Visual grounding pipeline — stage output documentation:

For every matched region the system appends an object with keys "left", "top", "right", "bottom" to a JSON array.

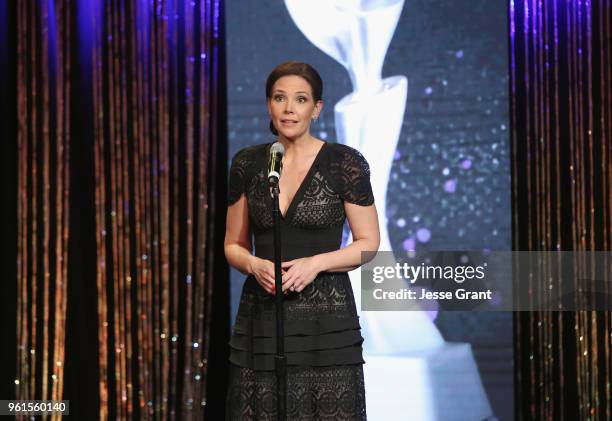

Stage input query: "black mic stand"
[{"left": 270, "top": 182, "right": 287, "bottom": 421}]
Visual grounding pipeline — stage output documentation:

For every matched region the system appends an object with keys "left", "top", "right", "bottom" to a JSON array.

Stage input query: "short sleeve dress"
[{"left": 225, "top": 141, "right": 374, "bottom": 421}]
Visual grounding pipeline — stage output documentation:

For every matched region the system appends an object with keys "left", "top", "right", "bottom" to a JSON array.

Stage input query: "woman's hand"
[
  {"left": 281, "top": 256, "right": 322, "bottom": 293},
  {"left": 249, "top": 256, "right": 286, "bottom": 295}
]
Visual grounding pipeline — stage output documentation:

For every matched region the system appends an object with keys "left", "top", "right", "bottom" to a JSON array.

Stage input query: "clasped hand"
[{"left": 250, "top": 256, "right": 320, "bottom": 295}]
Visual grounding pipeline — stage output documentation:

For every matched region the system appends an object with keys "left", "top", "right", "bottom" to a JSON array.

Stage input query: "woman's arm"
[
  {"left": 224, "top": 194, "right": 254, "bottom": 274},
  {"left": 281, "top": 202, "right": 380, "bottom": 292},
  {"left": 224, "top": 194, "right": 278, "bottom": 294},
  {"left": 315, "top": 202, "right": 380, "bottom": 272}
]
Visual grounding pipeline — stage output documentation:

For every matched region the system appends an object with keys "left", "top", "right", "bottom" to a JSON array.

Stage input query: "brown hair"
[{"left": 265, "top": 61, "right": 323, "bottom": 136}]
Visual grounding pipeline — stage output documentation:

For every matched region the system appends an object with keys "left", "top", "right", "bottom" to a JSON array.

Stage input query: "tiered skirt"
[
  {"left": 226, "top": 272, "right": 367, "bottom": 420},
  {"left": 229, "top": 272, "right": 365, "bottom": 370}
]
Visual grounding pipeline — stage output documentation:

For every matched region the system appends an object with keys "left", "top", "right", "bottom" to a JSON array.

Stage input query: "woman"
[{"left": 224, "top": 61, "right": 380, "bottom": 420}]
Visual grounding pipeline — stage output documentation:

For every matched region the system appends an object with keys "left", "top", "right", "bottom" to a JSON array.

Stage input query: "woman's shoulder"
[
  {"left": 325, "top": 142, "right": 370, "bottom": 169},
  {"left": 327, "top": 142, "right": 367, "bottom": 158},
  {"left": 228, "top": 143, "right": 271, "bottom": 203},
  {"left": 231, "top": 142, "right": 271, "bottom": 162},
  {"left": 323, "top": 142, "right": 374, "bottom": 204}
]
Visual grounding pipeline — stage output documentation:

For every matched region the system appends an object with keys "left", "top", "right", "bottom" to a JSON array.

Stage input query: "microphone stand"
[{"left": 270, "top": 182, "right": 287, "bottom": 421}]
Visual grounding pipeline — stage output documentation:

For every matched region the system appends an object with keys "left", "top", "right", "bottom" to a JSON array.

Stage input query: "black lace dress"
[{"left": 225, "top": 141, "right": 374, "bottom": 421}]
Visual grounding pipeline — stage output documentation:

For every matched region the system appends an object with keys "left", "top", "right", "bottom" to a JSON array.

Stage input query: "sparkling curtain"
[
  {"left": 511, "top": 0, "right": 611, "bottom": 419},
  {"left": 15, "top": 1, "right": 221, "bottom": 419},
  {"left": 16, "top": 1, "right": 71, "bottom": 418}
]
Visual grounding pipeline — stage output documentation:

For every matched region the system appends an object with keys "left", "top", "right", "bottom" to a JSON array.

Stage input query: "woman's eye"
[
  {"left": 297, "top": 97, "right": 307, "bottom": 103},
  {"left": 274, "top": 95, "right": 284, "bottom": 101}
]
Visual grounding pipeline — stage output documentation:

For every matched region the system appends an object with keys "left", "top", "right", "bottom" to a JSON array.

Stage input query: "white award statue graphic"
[{"left": 284, "top": 1, "right": 493, "bottom": 419}]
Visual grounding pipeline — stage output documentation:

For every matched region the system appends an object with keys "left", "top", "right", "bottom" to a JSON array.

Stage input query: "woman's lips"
[{"left": 281, "top": 119, "right": 298, "bottom": 125}]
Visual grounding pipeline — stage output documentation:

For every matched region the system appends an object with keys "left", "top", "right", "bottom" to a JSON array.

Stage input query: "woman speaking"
[{"left": 224, "top": 61, "right": 380, "bottom": 420}]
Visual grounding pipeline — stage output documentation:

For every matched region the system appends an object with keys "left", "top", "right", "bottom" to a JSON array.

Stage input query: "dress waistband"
[{"left": 253, "top": 224, "right": 342, "bottom": 261}]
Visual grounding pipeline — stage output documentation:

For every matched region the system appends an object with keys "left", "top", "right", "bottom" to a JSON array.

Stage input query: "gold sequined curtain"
[
  {"left": 15, "top": 2, "right": 71, "bottom": 419},
  {"left": 511, "top": 0, "right": 611, "bottom": 419},
  {"left": 15, "top": 0, "right": 221, "bottom": 419}
]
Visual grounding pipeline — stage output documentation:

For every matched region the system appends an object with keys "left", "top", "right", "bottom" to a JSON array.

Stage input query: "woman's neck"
[{"left": 278, "top": 133, "right": 322, "bottom": 160}]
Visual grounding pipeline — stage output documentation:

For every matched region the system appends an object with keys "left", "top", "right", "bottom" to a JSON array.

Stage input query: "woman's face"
[{"left": 267, "top": 75, "right": 322, "bottom": 140}]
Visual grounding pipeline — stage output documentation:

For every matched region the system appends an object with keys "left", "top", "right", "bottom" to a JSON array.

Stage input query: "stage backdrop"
[
  {"left": 226, "top": 0, "right": 513, "bottom": 420},
  {"left": 3, "top": 1, "right": 224, "bottom": 419}
]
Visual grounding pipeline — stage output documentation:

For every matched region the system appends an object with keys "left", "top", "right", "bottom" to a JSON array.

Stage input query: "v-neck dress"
[{"left": 226, "top": 141, "right": 374, "bottom": 421}]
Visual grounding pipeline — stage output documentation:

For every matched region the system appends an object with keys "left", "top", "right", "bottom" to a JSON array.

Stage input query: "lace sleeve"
[
  {"left": 228, "top": 148, "right": 249, "bottom": 205},
  {"left": 336, "top": 145, "right": 375, "bottom": 206}
]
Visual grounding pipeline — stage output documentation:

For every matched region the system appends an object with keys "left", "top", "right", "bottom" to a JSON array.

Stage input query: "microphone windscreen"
[{"left": 270, "top": 142, "right": 285, "bottom": 156}]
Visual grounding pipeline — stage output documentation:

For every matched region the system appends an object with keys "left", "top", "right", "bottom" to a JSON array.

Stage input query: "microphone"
[{"left": 267, "top": 142, "right": 285, "bottom": 186}]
